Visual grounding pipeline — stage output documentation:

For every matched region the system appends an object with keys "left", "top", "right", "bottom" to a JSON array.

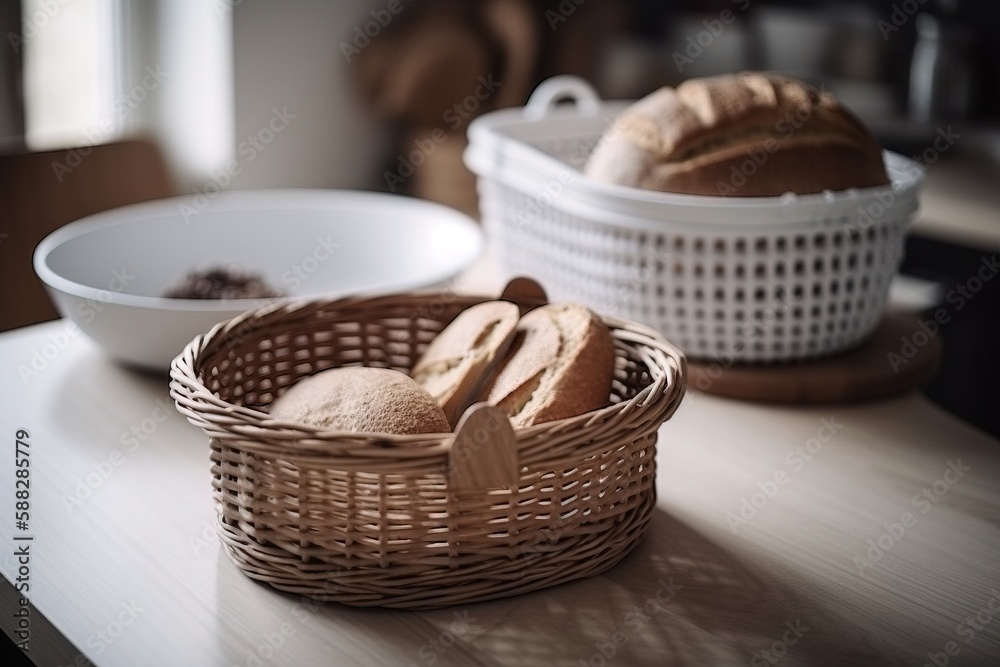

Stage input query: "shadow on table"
[
  {"left": 45, "top": 349, "right": 210, "bottom": 464},
  {"left": 48, "top": 350, "right": 900, "bottom": 665},
  {"left": 213, "top": 507, "right": 900, "bottom": 667},
  {"left": 442, "top": 507, "right": 899, "bottom": 667}
]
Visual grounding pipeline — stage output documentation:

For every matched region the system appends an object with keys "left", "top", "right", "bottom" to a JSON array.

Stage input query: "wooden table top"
[{"left": 1, "top": 312, "right": 999, "bottom": 666}]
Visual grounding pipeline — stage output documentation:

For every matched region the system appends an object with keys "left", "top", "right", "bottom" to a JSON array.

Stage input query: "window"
[
  {"left": 20, "top": 0, "right": 234, "bottom": 188},
  {"left": 22, "top": 0, "right": 120, "bottom": 150}
]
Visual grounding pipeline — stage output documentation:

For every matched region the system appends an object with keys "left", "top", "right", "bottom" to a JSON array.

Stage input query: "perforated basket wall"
[
  {"left": 169, "top": 288, "right": 686, "bottom": 609},
  {"left": 466, "top": 76, "right": 925, "bottom": 362}
]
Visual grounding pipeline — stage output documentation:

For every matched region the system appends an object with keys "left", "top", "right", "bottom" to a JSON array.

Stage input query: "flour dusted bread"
[
  {"left": 483, "top": 303, "right": 615, "bottom": 428},
  {"left": 585, "top": 71, "right": 889, "bottom": 196},
  {"left": 271, "top": 302, "right": 614, "bottom": 433},
  {"left": 411, "top": 301, "right": 520, "bottom": 426},
  {"left": 268, "top": 367, "right": 450, "bottom": 434}
]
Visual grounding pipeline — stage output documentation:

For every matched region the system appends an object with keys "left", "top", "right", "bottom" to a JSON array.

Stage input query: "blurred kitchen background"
[
  {"left": 3, "top": 0, "right": 1000, "bottom": 198},
  {"left": 1, "top": 0, "right": 998, "bottom": 434}
]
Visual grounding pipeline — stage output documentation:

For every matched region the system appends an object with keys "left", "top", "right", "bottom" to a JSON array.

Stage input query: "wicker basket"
[
  {"left": 169, "top": 279, "right": 686, "bottom": 609},
  {"left": 465, "top": 76, "right": 925, "bottom": 363}
]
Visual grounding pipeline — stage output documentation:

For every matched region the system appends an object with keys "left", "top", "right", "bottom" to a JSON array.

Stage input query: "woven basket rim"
[{"left": 169, "top": 290, "right": 687, "bottom": 458}]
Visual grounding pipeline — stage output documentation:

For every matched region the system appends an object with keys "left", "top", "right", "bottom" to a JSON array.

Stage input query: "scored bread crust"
[
  {"left": 584, "top": 71, "right": 889, "bottom": 196},
  {"left": 411, "top": 301, "right": 520, "bottom": 426},
  {"left": 267, "top": 367, "right": 450, "bottom": 434},
  {"left": 484, "top": 304, "right": 615, "bottom": 428}
]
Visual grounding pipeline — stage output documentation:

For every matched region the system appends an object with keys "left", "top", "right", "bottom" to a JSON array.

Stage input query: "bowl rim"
[{"left": 33, "top": 189, "right": 485, "bottom": 312}]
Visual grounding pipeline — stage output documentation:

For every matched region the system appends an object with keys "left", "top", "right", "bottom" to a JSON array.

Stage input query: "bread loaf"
[
  {"left": 411, "top": 301, "right": 520, "bottom": 426},
  {"left": 584, "top": 71, "right": 889, "bottom": 196},
  {"left": 483, "top": 303, "right": 615, "bottom": 428},
  {"left": 268, "top": 302, "right": 616, "bottom": 434},
  {"left": 268, "top": 367, "right": 450, "bottom": 434}
]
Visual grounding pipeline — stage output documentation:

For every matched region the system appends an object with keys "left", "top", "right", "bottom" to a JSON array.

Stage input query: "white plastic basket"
[{"left": 465, "top": 76, "right": 924, "bottom": 362}]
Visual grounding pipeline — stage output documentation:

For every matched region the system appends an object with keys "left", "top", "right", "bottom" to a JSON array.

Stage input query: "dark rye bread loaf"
[{"left": 584, "top": 71, "right": 889, "bottom": 196}]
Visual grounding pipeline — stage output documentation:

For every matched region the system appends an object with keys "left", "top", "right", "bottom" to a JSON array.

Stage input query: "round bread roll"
[
  {"left": 268, "top": 367, "right": 450, "bottom": 435},
  {"left": 584, "top": 71, "right": 889, "bottom": 196},
  {"left": 482, "top": 303, "right": 615, "bottom": 428}
]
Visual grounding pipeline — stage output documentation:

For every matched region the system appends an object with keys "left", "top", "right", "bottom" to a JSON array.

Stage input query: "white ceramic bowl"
[{"left": 33, "top": 189, "right": 484, "bottom": 369}]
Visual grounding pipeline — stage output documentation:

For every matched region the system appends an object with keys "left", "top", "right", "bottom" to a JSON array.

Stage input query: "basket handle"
[
  {"left": 500, "top": 276, "right": 549, "bottom": 312},
  {"left": 524, "top": 75, "right": 601, "bottom": 121},
  {"left": 447, "top": 404, "right": 519, "bottom": 491}
]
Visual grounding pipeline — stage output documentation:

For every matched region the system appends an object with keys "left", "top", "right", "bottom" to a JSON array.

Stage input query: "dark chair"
[{"left": 0, "top": 138, "right": 175, "bottom": 331}]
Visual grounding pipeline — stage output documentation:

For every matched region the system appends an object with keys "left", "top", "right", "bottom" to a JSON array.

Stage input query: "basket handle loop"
[
  {"left": 447, "top": 403, "right": 519, "bottom": 491},
  {"left": 524, "top": 75, "right": 601, "bottom": 120},
  {"left": 500, "top": 276, "right": 549, "bottom": 312}
]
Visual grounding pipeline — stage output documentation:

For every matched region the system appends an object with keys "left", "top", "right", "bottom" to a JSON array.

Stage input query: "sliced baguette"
[
  {"left": 483, "top": 303, "right": 615, "bottom": 427},
  {"left": 411, "top": 301, "right": 520, "bottom": 426}
]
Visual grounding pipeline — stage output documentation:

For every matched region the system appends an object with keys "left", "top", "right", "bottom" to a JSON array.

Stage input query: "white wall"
[
  {"left": 229, "top": 0, "right": 387, "bottom": 190},
  {"left": 153, "top": 0, "right": 234, "bottom": 191}
]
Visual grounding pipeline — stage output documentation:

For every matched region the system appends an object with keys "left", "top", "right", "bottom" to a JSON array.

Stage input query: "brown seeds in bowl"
[{"left": 163, "top": 267, "right": 284, "bottom": 300}]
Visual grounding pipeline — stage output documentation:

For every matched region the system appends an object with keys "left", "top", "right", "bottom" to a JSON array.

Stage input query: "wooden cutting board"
[{"left": 687, "top": 310, "right": 942, "bottom": 403}]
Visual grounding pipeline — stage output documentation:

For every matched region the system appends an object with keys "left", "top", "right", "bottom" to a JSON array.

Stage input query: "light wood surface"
[
  {"left": 687, "top": 310, "right": 943, "bottom": 404},
  {"left": 1, "top": 312, "right": 999, "bottom": 666}
]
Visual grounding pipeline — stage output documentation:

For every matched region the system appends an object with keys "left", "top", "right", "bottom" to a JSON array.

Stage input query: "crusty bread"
[
  {"left": 411, "top": 301, "right": 520, "bottom": 426},
  {"left": 584, "top": 71, "right": 889, "bottom": 196},
  {"left": 268, "top": 367, "right": 450, "bottom": 434},
  {"left": 483, "top": 303, "right": 615, "bottom": 428}
]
